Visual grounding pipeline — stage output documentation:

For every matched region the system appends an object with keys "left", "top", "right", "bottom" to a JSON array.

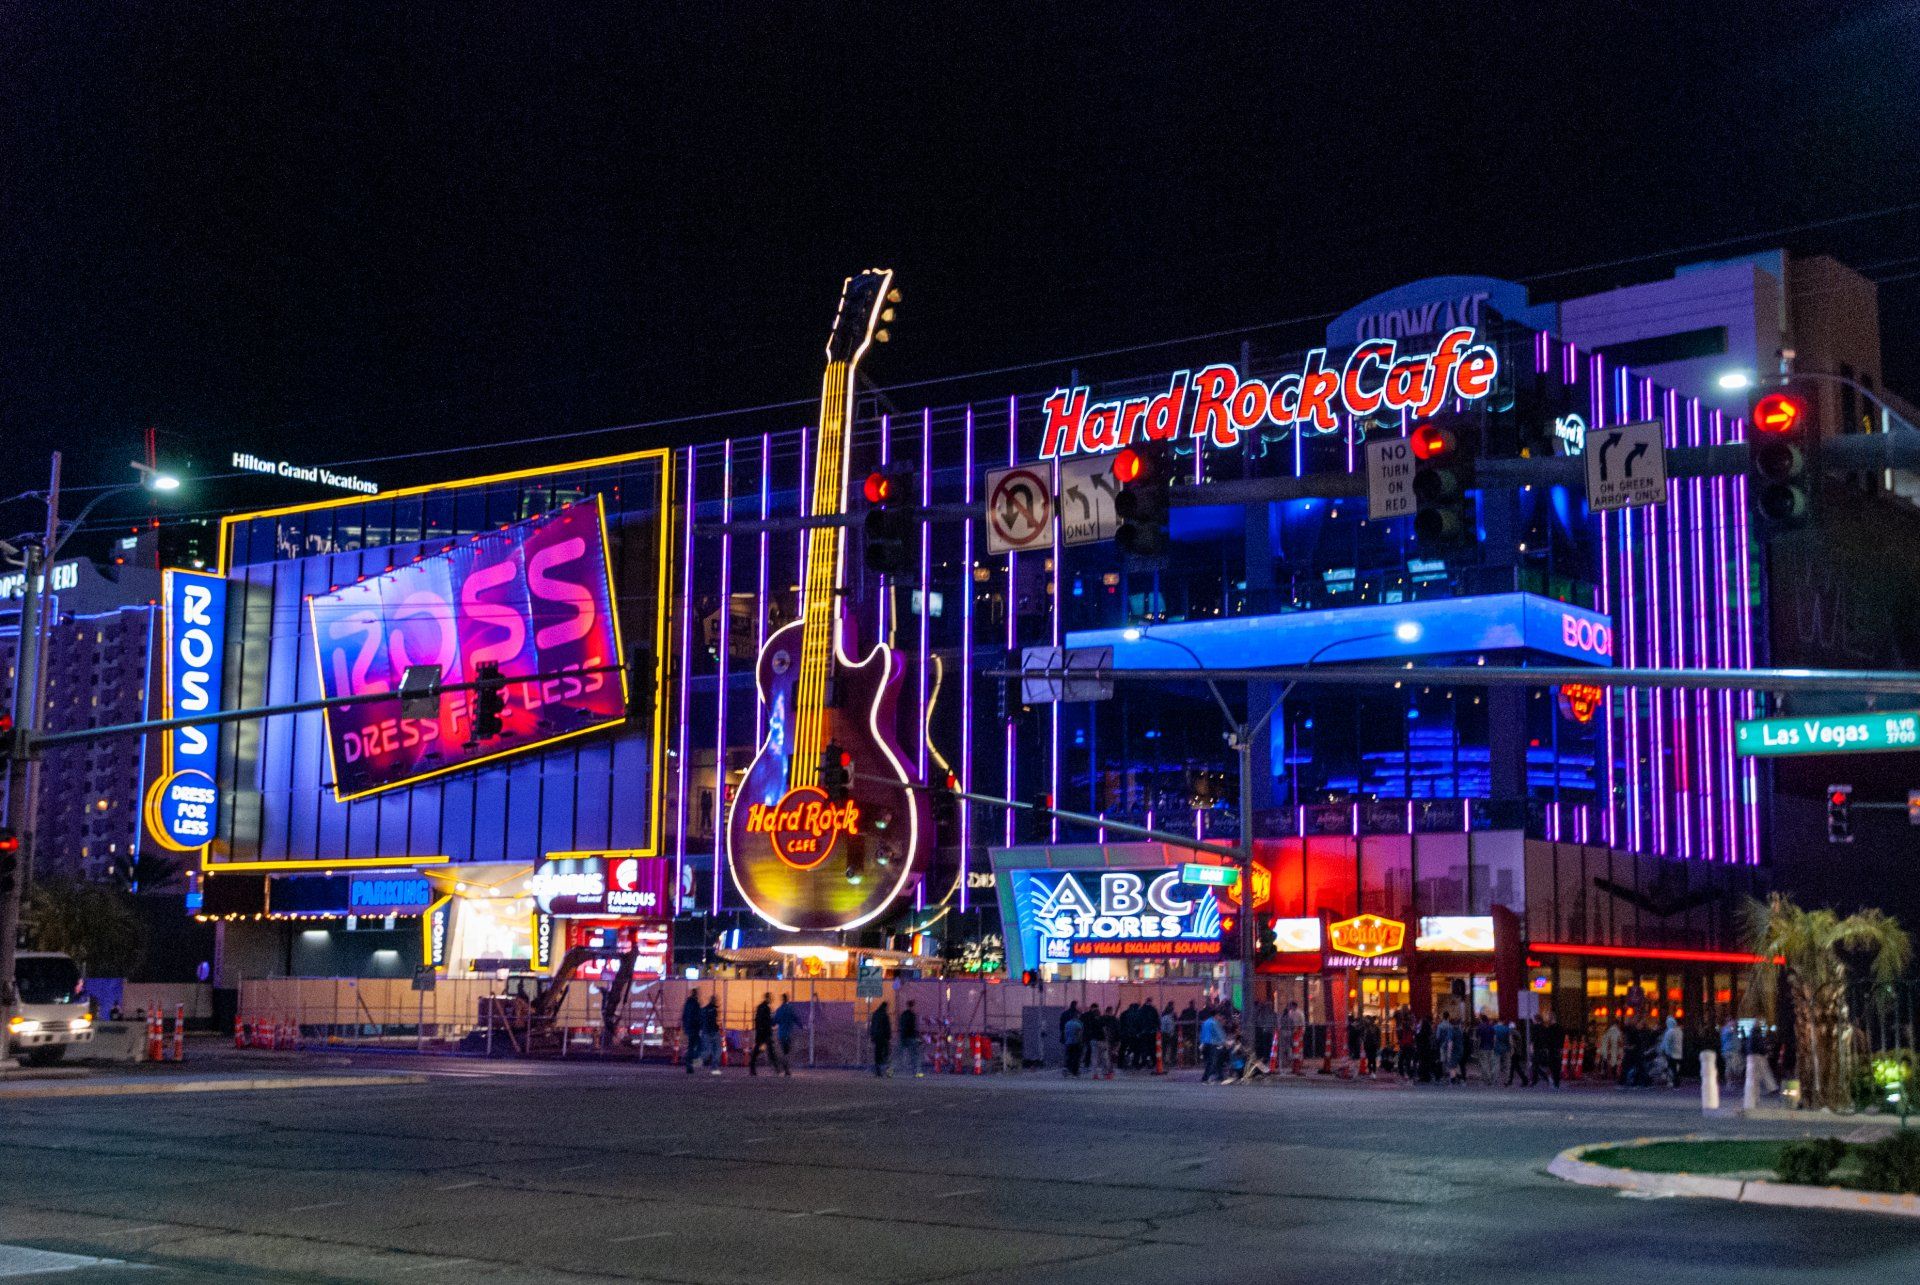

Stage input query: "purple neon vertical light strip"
[
  {"left": 1615, "top": 365, "right": 1643, "bottom": 852},
  {"left": 1690, "top": 397, "right": 1718, "bottom": 862},
  {"left": 1665, "top": 388, "right": 1691, "bottom": 861},
  {"left": 1590, "top": 353, "right": 1618, "bottom": 849},
  {"left": 877, "top": 413, "right": 891, "bottom": 641},
  {"left": 673, "top": 447, "right": 698, "bottom": 897},
  {"left": 711, "top": 437, "right": 734, "bottom": 912},
  {"left": 1730, "top": 407, "right": 1759, "bottom": 863},
  {"left": 755, "top": 433, "right": 771, "bottom": 723},
  {"left": 1637, "top": 378, "right": 1666, "bottom": 855},
  {"left": 917, "top": 409, "right": 932, "bottom": 781},
  {"left": 1048, "top": 446, "right": 1062, "bottom": 843},
  {"left": 1005, "top": 396, "right": 1018, "bottom": 847},
  {"left": 958, "top": 407, "right": 976, "bottom": 910}
]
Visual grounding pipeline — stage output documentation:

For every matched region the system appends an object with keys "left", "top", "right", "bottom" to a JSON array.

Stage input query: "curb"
[
  {"left": 0, "top": 1073, "right": 429, "bottom": 1100},
  {"left": 1548, "top": 1136, "right": 1920, "bottom": 1219}
]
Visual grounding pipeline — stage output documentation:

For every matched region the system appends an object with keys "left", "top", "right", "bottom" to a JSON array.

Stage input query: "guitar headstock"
[{"left": 825, "top": 268, "right": 901, "bottom": 365}]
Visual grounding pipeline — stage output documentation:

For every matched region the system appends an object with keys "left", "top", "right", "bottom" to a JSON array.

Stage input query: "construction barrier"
[
  {"left": 1562, "top": 1037, "right": 1586, "bottom": 1083},
  {"left": 145, "top": 1010, "right": 163, "bottom": 1061}
]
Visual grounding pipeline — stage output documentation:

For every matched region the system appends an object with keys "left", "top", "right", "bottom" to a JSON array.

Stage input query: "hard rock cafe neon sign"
[
  {"left": 740, "top": 787, "right": 863, "bottom": 871},
  {"left": 1039, "top": 326, "right": 1501, "bottom": 459},
  {"left": 1326, "top": 913, "right": 1407, "bottom": 959}
]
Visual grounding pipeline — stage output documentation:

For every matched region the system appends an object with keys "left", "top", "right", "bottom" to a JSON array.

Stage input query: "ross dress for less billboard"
[{"left": 309, "top": 498, "right": 627, "bottom": 800}]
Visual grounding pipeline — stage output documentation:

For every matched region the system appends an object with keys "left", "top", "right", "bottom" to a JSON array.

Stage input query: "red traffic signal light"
[
  {"left": 0, "top": 830, "right": 19, "bottom": 856},
  {"left": 1753, "top": 392, "right": 1808, "bottom": 435},
  {"left": 1409, "top": 424, "right": 1457, "bottom": 460},
  {"left": 862, "top": 472, "right": 893, "bottom": 505},
  {"left": 1829, "top": 789, "right": 1851, "bottom": 808},
  {"left": 1112, "top": 447, "right": 1149, "bottom": 485}
]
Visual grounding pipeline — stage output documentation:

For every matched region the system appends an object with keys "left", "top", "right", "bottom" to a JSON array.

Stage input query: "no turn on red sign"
[{"left": 985, "top": 465, "right": 1055, "bottom": 554}]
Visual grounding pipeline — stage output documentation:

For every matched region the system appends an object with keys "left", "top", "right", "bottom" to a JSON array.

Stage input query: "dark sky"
[{"left": 6, "top": 2, "right": 1919, "bottom": 536}]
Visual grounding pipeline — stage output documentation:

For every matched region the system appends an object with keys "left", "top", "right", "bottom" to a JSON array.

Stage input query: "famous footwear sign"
[{"left": 1038, "top": 327, "right": 1500, "bottom": 460}]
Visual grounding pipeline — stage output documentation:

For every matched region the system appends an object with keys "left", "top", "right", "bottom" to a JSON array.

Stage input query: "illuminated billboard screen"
[
  {"left": 310, "top": 498, "right": 627, "bottom": 800},
  {"left": 1007, "top": 867, "right": 1224, "bottom": 966}
]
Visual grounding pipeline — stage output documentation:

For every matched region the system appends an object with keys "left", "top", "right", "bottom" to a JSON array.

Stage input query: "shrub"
[
  {"left": 1859, "top": 1130, "right": 1920, "bottom": 1194},
  {"left": 1776, "top": 1137, "right": 1848, "bottom": 1185}
]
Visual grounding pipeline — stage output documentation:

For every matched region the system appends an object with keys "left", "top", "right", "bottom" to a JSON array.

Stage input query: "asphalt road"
[{"left": 1, "top": 1054, "right": 1915, "bottom": 1283}]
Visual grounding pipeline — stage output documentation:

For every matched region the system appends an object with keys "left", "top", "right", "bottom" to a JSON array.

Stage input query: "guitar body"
[{"left": 727, "top": 613, "right": 929, "bottom": 931}]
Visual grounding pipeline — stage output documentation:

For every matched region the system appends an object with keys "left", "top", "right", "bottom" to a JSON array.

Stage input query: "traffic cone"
[
  {"left": 1269, "top": 1026, "right": 1281, "bottom": 1071},
  {"left": 145, "top": 1010, "right": 160, "bottom": 1061},
  {"left": 973, "top": 1034, "right": 985, "bottom": 1075},
  {"left": 235, "top": 1019, "right": 248, "bottom": 1049},
  {"left": 1154, "top": 1031, "right": 1165, "bottom": 1076},
  {"left": 172, "top": 1003, "right": 186, "bottom": 1063},
  {"left": 1291, "top": 1027, "right": 1305, "bottom": 1076}
]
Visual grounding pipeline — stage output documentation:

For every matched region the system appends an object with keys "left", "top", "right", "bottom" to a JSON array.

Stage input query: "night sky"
[{"left": 6, "top": 3, "right": 1919, "bottom": 538}]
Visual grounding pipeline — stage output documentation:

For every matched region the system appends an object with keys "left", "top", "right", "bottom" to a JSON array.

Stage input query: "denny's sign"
[
  {"left": 1324, "top": 913, "right": 1407, "bottom": 969},
  {"left": 1039, "top": 327, "right": 1500, "bottom": 460}
]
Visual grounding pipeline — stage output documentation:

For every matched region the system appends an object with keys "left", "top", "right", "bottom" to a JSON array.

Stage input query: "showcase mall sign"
[{"left": 1039, "top": 327, "right": 1500, "bottom": 459}]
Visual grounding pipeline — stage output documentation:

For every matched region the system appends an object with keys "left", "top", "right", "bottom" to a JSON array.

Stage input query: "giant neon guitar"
[{"left": 725, "top": 268, "right": 930, "bottom": 932}]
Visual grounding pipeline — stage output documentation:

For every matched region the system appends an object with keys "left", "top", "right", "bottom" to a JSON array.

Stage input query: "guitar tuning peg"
[
  {"left": 886, "top": 288, "right": 902, "bottom": 304},
  {"left": 874, "top": 329, "right": 891, "bottom": 343}
]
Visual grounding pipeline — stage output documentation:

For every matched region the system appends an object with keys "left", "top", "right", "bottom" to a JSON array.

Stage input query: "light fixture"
[
  {"left": 1393, "top": 621, "right": 1422, "bottom": 643},
  {"left": 130, "top": 461, "right": 181, "bottom": 492},
  {"left": 1715, "top": 371, "right": 1753, "bottom": 391},
  {"left": 1121, "top": 626, "right": 1144, "bottom": 642}
]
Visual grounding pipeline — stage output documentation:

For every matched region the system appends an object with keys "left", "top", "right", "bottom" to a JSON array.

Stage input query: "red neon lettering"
[
  {"left": 1230, "top": 378, "right": 1269, "bottom": 433},
  {"left": 1295, "top": 353, "right": 1341, "bottom": 432},
  {"left": 1382, "top": 358, "right": 1430, "bottom": 412},
  {"left": 1455, "top": 348, "right": 1498, "bottom": 399},
  {"left": 1080, "top": 402, "right": 1120, "bottom": 451},
  {"left": 1190, "top": 365, "right": 1240, "bottom": 449},
  {"left": 1040, "top": 388, "right": 1088, "bottom": 458},
  {"left": 1416, "top": 328, "right": 1471, "bottom": 418},
  {"left": 1340, "top": 340, "right": 1395, "bottom": 416},
  {"left": 1143, "top": 373, "right": 1187, "bottom": 441},
  {"left": 1116, "top": 400, "right": 1148, "bottom": 447},
  {"left": 1268, "top": 374, "right": 1301, "bottom": 426}
]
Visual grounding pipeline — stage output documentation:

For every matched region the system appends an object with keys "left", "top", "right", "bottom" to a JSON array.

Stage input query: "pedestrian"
[
  {"left": 1413, "top": 1016, "right": 1434, "bottom": 1082},
  {"left": 1435, "top": 1014, "right": 1458, "bottom": 1084},
  {"left": 1474, "top": 1014, "right": 1498, "bottom": 1085},
  {"left": 1362, "top": 1015, "right": 1382, "bottom": 1076},
  {"left": 1199, "top": 1008, "right": 1226, "bottom": 1083},
  {"left": 900, "top": 1000, "right": 923, "bottom": 1077},
  {"left": 1492, "top": 1017, "right": 1512, "bottom": 1085},
  {"left": 1090, "top": 1005, "right": 1114, "bottom": 1079},
  {"left": 869, "top": 1002, "right": 892, "bottom": 1077},
  {"left": 682, "top": 988, "right": 703, "bottom": 1074},
  {"left": 1120, "top": 1002, "right": 1143, "bottom": 1069},
  {"left": 1063, "top": 1007, "right": 1086, "bottom": 1077},
  {"left": 1159, "top": 1002, "right": 1176, "bottom": 1068},
  {"left": 1277, "top": 1001, "right": 1302, "bottom": 1070},
  {"left": 1657, "top": 1017, "right": 1685, "bottom": 1087},
  {"left": 1717, "top": 1017, "right": 1742, "bottom": 1084},
  {"left": 1598, "top": 1018, "right": 1625, "bottom": 1080},
  {"left": 1508, "top": 1013, "right": 1532, "bottom": 1086},
  {"left": 1059, "top": 1000, "right": 1081, "bottom": 1063},
  {"left": 773, "top": 992, "right": 803, "bottom": 1075},
  {"left": 702, "top": 995, "right": 722, "bottom": 1074},
  {"left": 1532, "top": 1012, "right": 1563, "bottom": 1088},
  {"left": 750, "top": 992, "right": 780, "bottom": 1076},
  {"left": 1179, "top": 1001, "right": 1200, "bottom": 1066}
]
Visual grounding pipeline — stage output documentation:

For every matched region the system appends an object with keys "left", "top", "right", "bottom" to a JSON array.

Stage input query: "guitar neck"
[{"left": 790, "top": 357, "right": 858, "bottom": 788}]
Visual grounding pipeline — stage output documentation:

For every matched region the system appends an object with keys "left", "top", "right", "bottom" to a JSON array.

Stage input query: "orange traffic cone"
[
  {"left": 172, "top": 1003, "right": 186, "bottom": 1062},
  {"left": 146, "top": 1010, "right": 163, "bottom": 1061}
]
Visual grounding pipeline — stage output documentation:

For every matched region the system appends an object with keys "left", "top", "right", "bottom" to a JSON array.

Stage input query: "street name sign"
[
  {"left": 1179, "top": 863, "right": 1240, "bottom": 888},
  {"left": 1585, "top": 420, "right": 1667, "bottom": 513},
  {"left": 1365, "top": 437, "right": 1417, "bottom": 521},
  {"left": 1735, "top": 710, "right": 1920, "bottom": 757}
]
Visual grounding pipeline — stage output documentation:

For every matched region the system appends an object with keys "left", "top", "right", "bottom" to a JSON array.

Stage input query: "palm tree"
[
  {"left": 24, "top": 879, "right": 147, "bottom": 979},
  {"left": 1744, "top": 894, "right": 1911, "bottom": 1110}
]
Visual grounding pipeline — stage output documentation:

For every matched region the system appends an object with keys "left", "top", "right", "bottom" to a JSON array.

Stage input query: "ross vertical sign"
[
  {"left": 1365, "top": 438, "right": 1417, "bottom": 520},
  {"left": 144, "top": 569, "right": 228, "bottom": 852}
]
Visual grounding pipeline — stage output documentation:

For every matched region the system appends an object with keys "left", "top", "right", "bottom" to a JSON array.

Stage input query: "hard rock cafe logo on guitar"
[{"left": 743, "top": 786, "right": 862, "bottom": 870}]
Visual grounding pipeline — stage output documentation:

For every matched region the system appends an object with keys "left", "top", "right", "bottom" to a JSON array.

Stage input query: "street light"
[
  {"left": 1716, "top": 367, "right": 1919, "bottom": 434},
  {"left": 1121, "top": 620, "right": 1424, "bottom": 1015}
]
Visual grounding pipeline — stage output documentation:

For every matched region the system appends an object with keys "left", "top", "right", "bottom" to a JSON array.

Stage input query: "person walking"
[
  {"left": 702, "top": 995, "right": 722, "bottom": 1074},
  {"left": 1179, "top": 1001, "right": 1200, "bottom": 1067},
  {"left": 1089, "top": 1005, "right": 1114, "bottom": 1079},
  {"left": 1474, "top": 1014, "right": 1498, "bottom": 1085},
  {"left": 1657, "top": 1017, "right": 1685, "bottom": 1087},
  {"left": 1199, "top": 1009, "right": 1226, "bottom": 1083},
  {"left": 682, "top": 989, "right": 703, "bottom": 1074},
  {"left": 1159, "top": 1002, "right": 1176, "bottom": 1070},
  {"left": 899, "top": 1000, "right": 923, "bottom": 1077},
  {"left": 1717, "top": 1017, "right": 1742, "bottom": 1085},
  {"left": 1599, "top": 1018, "right": 1626, "bottom": 1080},
  {"left": 1059, "top": 1001, "right": 1081, "bottom": 1065},
  {"left": 1063, "top": 1007, "right": 1086, "bottom": 1077},
  {"left": 1362, "top": 1015, "right": 1382, "bottom": 1077},
  {"left": 1492, "top": 1017, "right": 1512, "bottom": 1086},
  {"left": 1277, "top": 1001, "right": 1302, "bottom": 1072},
  {"left": 773, "top": 993, "right": 804, "bottom": 1075},
  {"left": 869, "top": 1002, "right": 892, "bottom": 1077},
  {"left": 750, "top": 993, "right": 780, "bottom": 1076},
  {"left": 1532, "top": 1012, "right": 1563, "bottom": 1088},
  {"left": 1435, "top": 1014, "right": 1458, "bottom": 1084},
  {"left": 1507, "top": 1012, "right": 1533, "bottom": 1086}
]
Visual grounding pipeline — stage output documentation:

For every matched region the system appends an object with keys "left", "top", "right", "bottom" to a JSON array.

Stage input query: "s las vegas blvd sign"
[{"left": 1039, "top": 326, "right": 1500, "bottom": 459}]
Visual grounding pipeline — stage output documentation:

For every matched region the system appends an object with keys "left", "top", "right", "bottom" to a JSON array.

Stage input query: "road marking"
[
  {"left": 287, "top": 1200, "right": 347, "bottom": 1212},
  {"left": 0, "top": 1244, "right": 134, "bottom": 1277},
  {"left": 553, "top": 1163, "right": 595, "bottom": 1174},
  {"left": 435, "top": 1180, "right": 483, "bottom": 1192},
  {"left": 741, "top": 1136, "right": 771, "bottom": 1144},
  {"left": 785, "top": 1207, "right": 841, "bottom": 1219},
  {"left": 98, "top": 1226, "right": 168, "bottom": 1236},
  {"left": 665, "top": 1148, "right": 694, "bottom": 1157},
  {"left": 397, "top": 1257, "right": 474, "bottom": 1272},
  {"left": 608, "top": 1232, "right": 673, "bottom": 1244},
  {"left": 935, "top": 1189, "right": 983, "bottom": 1199}
]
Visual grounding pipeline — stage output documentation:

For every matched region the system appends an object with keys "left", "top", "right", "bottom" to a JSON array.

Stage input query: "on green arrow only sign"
[{"left": 1735, "top": 710, "right": 1920, "bottom": 757}]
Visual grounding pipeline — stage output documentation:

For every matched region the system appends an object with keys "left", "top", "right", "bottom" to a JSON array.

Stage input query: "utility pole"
[{"left": 0, "top": 541, "right": 46, "bottom": 1069}]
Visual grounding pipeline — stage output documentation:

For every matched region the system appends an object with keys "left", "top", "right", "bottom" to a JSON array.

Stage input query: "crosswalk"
[{"left": 0, "top": 1243, "right": 138, "bottom": 1277}]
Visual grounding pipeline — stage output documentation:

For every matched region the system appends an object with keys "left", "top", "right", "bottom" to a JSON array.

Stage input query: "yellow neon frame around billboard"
[{"left": 209, "top": 446, "right": 675, "bottom": 874}]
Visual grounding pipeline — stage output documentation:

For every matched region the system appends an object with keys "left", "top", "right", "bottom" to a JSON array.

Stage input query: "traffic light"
[
  {"left": 818, "top": 742, "right": 853, "bottom": 802},
  {"left": 1749, "top": 388, "right": 1815, "bottom": 530},
  {"left": 1409, "top": 421, "right": 1475, "bottom": 546},
  {"left": 625, "top": 646, "right": 657, "bottom": 726},
  {"left": 0, "top": 828, "right": 18, "bottom": 897},
  {"left": 1112, "top": 446, "right": 1172, "bottom": 559},
  {"left": 470, "top": 662, "right": 506, "bottom": 742},
  {"left": 861, "top": 470, "right": 916, "bottom": 576},
  {"left": 1255, "top": 919, "right": 1277, "bottom": 963},
  {"left": 0, "top": 711, "right": 14, "bottom": 761},
  {"left": 1827, "top": 784, "right": 1853, "bottom": 844}
]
